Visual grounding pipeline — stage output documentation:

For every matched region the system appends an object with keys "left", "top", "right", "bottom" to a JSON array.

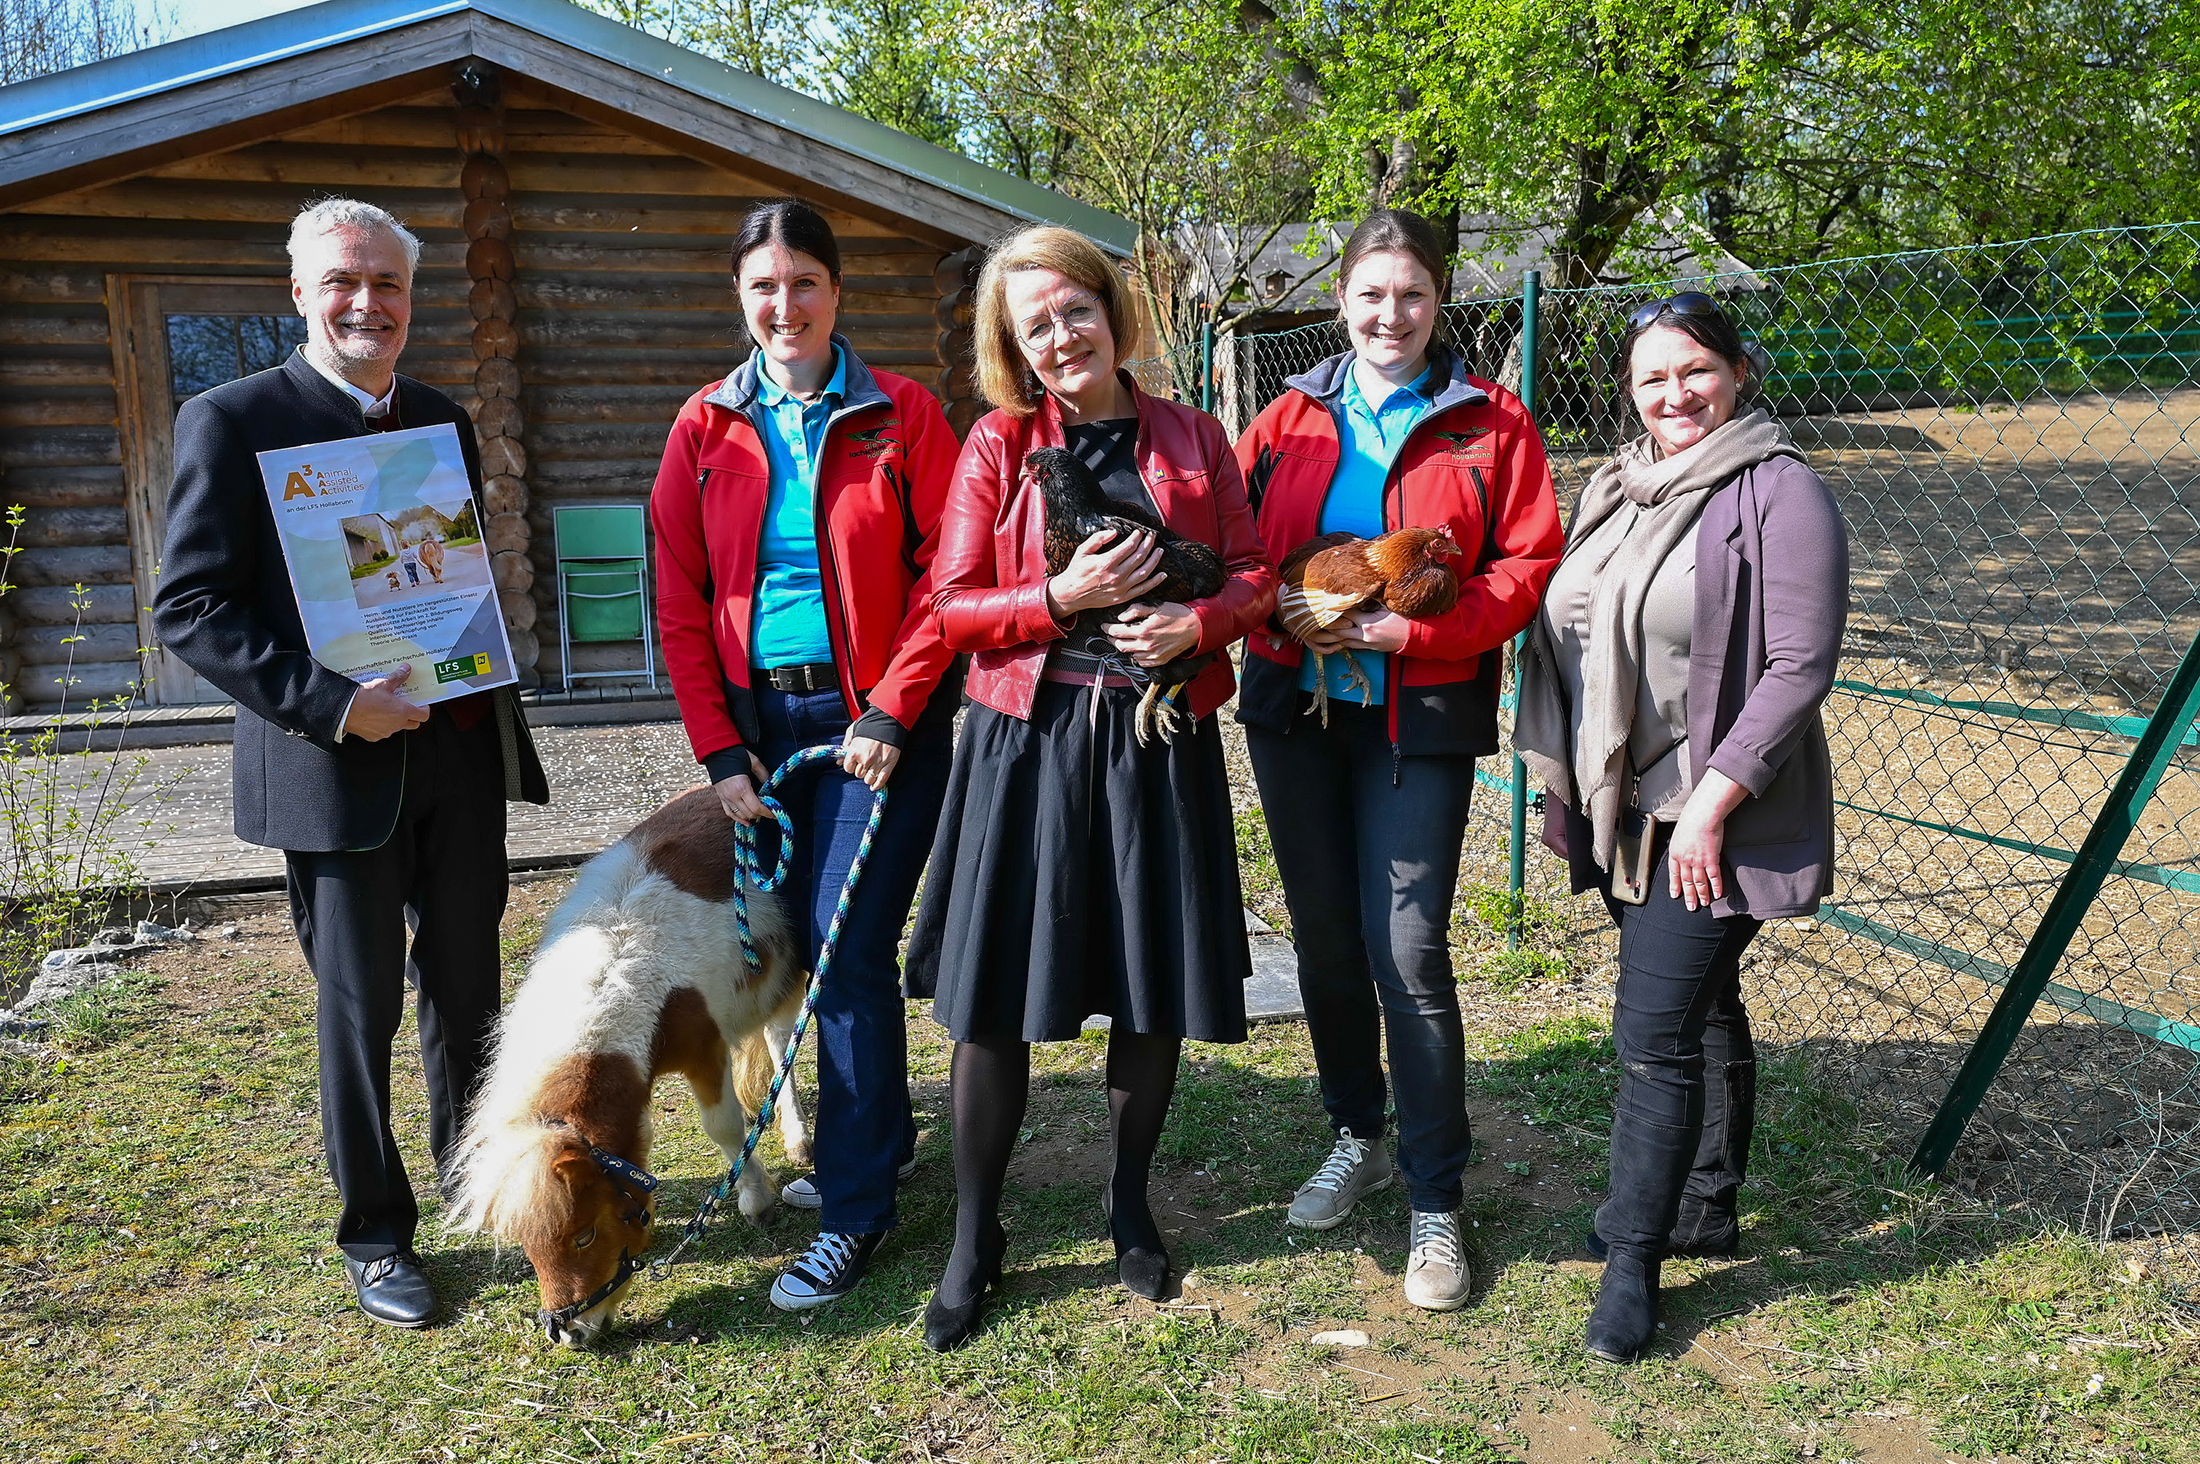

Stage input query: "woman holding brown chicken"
[{"left": 1234, "top": 209, "right": 1562, "bottom": 1312}]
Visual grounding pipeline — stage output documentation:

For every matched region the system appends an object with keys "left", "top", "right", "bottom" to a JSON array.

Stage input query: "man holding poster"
[{"left": 153, "top": 199, "right": 549, "bottom": 1330}]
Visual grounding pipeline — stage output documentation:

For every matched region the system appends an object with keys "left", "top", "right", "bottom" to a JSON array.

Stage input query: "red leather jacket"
[
  {"left": 650, "top": 341, "right": 960, "bottom": 777},
  {"left": 932, "top": 376, "right": 1277, "bottom": 722},
  {"left": 1235, "top": 348, "right": 1562, "bottom": 757}
]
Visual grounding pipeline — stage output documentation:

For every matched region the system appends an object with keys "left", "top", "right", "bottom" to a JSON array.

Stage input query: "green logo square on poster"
[{"left": 434, "top": 653, "right": 490, "bottom": 683}]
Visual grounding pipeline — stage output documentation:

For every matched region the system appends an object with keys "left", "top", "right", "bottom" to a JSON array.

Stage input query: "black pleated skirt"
[{"left": 908, "top": 679, "right": 1251, "bottom": 1043}]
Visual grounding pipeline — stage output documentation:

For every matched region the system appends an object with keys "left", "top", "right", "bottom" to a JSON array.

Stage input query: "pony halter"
[{"left": 535, "top": 1123, "right": 662, "bottom": 1337}]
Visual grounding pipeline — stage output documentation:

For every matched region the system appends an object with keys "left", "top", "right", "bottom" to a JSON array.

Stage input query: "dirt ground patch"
[{"left": 7, "top": 863, "right": 2199, "bottom": 1463}]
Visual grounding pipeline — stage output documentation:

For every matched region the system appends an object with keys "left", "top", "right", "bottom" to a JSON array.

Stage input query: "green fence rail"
[{"left": 1143, "top": 220, "right": 2200, "bottom": 1283}]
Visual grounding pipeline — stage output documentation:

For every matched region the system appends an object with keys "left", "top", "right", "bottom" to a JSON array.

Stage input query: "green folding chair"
[{"left": 553, "top": 504, "right": 657, "bottom": 690}]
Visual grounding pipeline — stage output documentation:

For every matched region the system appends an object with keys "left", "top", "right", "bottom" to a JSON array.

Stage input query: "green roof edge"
[{"left": 0, "top": 0, "right": 1136, "bottom": 254}]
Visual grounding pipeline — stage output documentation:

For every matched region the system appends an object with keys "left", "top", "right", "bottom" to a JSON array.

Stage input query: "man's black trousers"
[{"left": 284, "top": 709, "right": 508, "bottom": 1261}]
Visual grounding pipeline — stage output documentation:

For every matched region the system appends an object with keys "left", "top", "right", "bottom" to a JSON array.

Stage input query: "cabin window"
[{"left": 165, "top": 313, "right": 306, "bottom": 400}]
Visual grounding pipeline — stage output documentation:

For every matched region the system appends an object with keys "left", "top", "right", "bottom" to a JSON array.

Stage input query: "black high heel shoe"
[
  {"left": 923, "top": 1221, "right": 1007, "bottom": 1353},
  {"left": 1101, "top": 1186, "right": 1170, "bottom": 1301}
]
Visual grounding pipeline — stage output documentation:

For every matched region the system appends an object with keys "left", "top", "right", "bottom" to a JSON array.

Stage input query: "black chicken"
[{"left": 1030, "top": 445, "right": 1226, "bottom": 744}]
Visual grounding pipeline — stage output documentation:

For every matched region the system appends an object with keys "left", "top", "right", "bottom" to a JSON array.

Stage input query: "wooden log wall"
[
  {"left": 495, "top": 101, "right": 949, "bottom": 688},
  {"left": 934, "top": 247, "right": 984, "bottom": 437},
  {"left": 454, "top": 66, "right": 541, "bottom": 686},
  {"left": 0, "top": 90, "right": 471, "bottom": 709},
  {"left": 0, "top": 259, "right": 142, "bottom": 710},
  {"left": 0, "top": 84, "right": 962, "bottom": 704}
]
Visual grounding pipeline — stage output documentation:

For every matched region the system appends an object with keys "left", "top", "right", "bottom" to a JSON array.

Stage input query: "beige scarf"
[{"left": 1515, "top": 408, "right": 1800, "bottom": 869}]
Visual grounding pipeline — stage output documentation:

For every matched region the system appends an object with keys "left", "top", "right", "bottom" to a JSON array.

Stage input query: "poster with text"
[{"left": 257, "top": 423, "right": 516, "bottom": 705}]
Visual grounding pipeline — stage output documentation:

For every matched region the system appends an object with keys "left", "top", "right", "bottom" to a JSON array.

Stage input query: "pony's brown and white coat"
[{"left": 448, "top": 788, "right": 811, "bottom": 1344}]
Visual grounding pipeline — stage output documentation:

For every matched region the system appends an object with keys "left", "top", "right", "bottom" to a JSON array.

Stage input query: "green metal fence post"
[
  {"left": 1507, "top": 271, "right": 1541, "bottom": 950},
  {"left": 1910, "top": 624, "right": 2200, "bottom": 1178},
  {"left": 1200, "top": 320, "right": 1216, "bottom": 416}
]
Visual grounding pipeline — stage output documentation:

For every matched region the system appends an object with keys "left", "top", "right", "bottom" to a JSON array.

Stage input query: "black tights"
[{"left": 936, "top": 1028, "right": 1182, "bottom": 1305}]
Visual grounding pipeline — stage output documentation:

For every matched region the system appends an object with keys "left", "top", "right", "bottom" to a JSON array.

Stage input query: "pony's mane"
[
  {"left": 447, "top": 1118, "right": 582, "bottom": 1246},
  {"left": 446, "top": 840, "right": 685, "bottom": 1241}
]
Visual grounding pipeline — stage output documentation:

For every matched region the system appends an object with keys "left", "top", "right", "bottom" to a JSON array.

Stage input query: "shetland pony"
[{"left": 448, "top": 787, "right": 812, "bottom": 1345}]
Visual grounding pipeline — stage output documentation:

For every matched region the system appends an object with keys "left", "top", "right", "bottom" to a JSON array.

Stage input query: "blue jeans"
[{"left": 751, "top": 685, "right": 951, "bottom": 1234}]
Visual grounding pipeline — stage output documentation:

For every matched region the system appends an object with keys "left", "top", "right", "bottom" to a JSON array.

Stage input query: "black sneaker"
[{"left": 769, "top": 1231, "right": 883, "bottom": 1311}]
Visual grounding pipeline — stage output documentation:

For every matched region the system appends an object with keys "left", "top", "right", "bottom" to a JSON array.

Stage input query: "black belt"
[{"left": 754, "top": 661, "right": 839, "bottom": 693}]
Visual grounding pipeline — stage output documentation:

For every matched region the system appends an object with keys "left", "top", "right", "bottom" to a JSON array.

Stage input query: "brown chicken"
[{"left": 1276, "top": 526, "right": 1463, "bottom": 724}]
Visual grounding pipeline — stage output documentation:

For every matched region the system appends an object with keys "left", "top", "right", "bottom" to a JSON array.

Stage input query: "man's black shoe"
[{"left": 345, "top": 1250, "right": 438, "bottom": 1328}]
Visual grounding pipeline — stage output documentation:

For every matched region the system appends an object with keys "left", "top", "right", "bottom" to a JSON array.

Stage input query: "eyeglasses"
[
  {"left": 1626, "top": 290, "right": 1722, "bottom": 334},
  {"left": 1018, "top": 301, "right": 1102, "bottom": 348}
]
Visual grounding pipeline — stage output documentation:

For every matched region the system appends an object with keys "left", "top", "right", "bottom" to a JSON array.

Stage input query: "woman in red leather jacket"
[{"left": 906, "top": 225, "right": 1276, "bottom": 1350}]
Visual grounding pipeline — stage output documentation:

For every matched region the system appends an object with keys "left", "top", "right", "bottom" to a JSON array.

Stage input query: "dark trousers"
[
  {"left": 1246, "top": 703, "right": 1476, "bottom": 1212},
  {"left": 285, "top": 709, "right": 509, "bottom": 1261},
  {"left": 752, "top": 686, "right": 952, "bottom": 1235},
  {"left": 1594, "top": 832, "right": 1763, "bottom": 1257}
]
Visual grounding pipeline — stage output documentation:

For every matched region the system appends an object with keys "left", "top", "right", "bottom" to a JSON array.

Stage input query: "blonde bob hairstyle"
[{"left": 973, "top": 225, "right": 1143, "bottom": 417}]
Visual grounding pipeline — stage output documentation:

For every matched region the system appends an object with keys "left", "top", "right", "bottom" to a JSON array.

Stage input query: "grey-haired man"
[{"left": 153, "top": 200, "right": 548, "bottom": 1327}]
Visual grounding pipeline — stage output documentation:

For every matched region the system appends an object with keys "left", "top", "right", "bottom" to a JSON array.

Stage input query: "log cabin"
[{"left": 0, "top": 0, "right": 1134, "bottom": 710}]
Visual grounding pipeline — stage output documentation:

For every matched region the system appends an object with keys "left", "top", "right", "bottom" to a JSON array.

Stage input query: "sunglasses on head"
[{"left": 1626, "top": 290, "right": 1722, "bottom": 333}]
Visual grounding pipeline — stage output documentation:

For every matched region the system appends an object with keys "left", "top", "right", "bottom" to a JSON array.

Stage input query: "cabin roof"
[{"left": 0, "top": 0, "right": 1133, "bottom": 253}]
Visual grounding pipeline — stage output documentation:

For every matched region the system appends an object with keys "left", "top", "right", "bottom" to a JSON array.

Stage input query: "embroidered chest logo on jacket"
[
  {"left": 1434, "top": 428, "right": 1491, "bottom": 455},
  {"left": 846, "top": 421, "right": 901, "bottom": 460}
]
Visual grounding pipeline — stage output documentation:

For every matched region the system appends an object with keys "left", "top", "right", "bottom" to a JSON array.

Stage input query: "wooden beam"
[
  {"left": 476, "top": 24, "right": 1008, "bottom": 249},
  {"left": 148, "top": 143, "right": 463, "bottom": 190},
  {"left": 0, "top": 465, "right": 126, "bottom": 508},
  {"left": 6, "top": 545, "right": 131, "bottom": 585},
  {"left": 0, "top": 15, "right": 474, "bottom": 209},
  {"left": 0, "top": 425, "right": 118, "bottom": 468},
  {"left": 508, "top": 241, "right": 937, "bottom": 276}
]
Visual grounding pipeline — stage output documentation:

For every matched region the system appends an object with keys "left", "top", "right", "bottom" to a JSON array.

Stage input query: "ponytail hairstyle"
[
  {"left": 731, "top": 199, "right": 842, "bottom": 282},
  {"left": 1335, "top": 208, "right": 1451, "bottom": 346}
]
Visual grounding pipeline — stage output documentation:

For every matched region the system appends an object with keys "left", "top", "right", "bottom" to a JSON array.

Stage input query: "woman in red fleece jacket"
[
  {"left": 904, "top": 224, "right": 1275, "bottom": 1352},
  {"left": 648, "top": 200, "right": 960, "bottom": 1314},
  {"left": 1234, "top": 210, "right": 1562, "bottom": 1314}
]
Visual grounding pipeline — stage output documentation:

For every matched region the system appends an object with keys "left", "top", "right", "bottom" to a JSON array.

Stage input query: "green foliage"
[
  {"left": 0, "top": 506, "right": 167, "bottom": 990},
  {"left": 815, "top": 0, "right": 959, "bottom": 148},
  {"left": 1470, "top": 1013, "right": 1616, "bottom": 1131},
  {"left": 579, "top": 0, "right": 1322, "bottom": 351},
  {"left": 587, "top": 0, "right": 815, "bottom": 80},
  {"left": 1474, "top": 946, "right": 1567, "bottom": 993},
  {"left": 934, "top": 0, "right": 1319, "bottom": 351},
  {"left": 1452, "top": 879, "right": 1573, "bottom": 993},
  {"left": 1256, "top": 0, "right": 2200, "bottom": 281}
]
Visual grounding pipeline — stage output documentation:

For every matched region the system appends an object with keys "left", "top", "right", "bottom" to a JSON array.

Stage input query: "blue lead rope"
[{"left": 651, "top": 741, "right": 887, "bottom": 1279}]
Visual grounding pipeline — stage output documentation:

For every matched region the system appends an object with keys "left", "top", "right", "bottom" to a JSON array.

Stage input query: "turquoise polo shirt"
[
  {"left": 750, "top": 346, "right": 846, "bottom": 669},
  {"left": 1298, "top": 361, "right": 1436, "bottom": 704}
]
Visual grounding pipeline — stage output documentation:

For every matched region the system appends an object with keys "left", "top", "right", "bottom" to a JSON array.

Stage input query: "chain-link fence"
[{"left": 1155, "top": 222, "right": 2200, "bottom": 1288}]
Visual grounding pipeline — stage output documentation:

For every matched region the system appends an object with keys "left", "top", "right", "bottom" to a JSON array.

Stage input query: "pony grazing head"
[{"left": 448, "top": 1110, "right": 661, "bottom": 1347}]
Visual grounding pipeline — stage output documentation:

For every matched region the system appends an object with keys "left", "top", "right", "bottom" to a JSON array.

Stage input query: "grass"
[{"left": 2, "top": 889, "right": 2195, "bottom": 1463}]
